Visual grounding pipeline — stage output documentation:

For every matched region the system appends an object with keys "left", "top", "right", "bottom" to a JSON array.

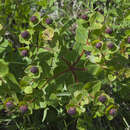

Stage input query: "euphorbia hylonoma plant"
[{"left": 0, "top": 0, "right": 129, "bottom": 130}]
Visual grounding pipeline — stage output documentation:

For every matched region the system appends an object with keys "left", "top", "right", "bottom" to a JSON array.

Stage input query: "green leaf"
[
  {"left": 108, "top": 74, "right": 116, "bottom": 81},
  {"left": 6, "top": 73, "right": 19, "bottom": 86},
  {"left": 87, "top": 64, "right": 102, "bottom": 76},
  {"left": 37, "top": 0, "right": 47, "bottom": 8},
  {"left": 91, "top": 81, "right": 102, "bottom": 96},
  {"left": 56, "top": 92, "right": 71, "bottom": 97},
  {"left": 40, "top": 101, "right": 47, "bottom": 108},
  {"left": 42, "top": 108, "right": 49, "bottom": 122},
  {"left": 49, "top": 93, "right": 57, "bottom": 100},
  {"left": 91, "top": 23, "right": 103, "bottom": 30},
  {"left": 24, "top": 86, "right": 33, "bottom": 94},
  {"left": 89, "top": 55, "right": 101, "bottom": 63},
  {"left": 77, "top": 118, "right": 87, "bottom": 130},
  {"left": 0, "top": 40, "right": 9, "bottom": 53},
  {"left": 83, "top": 82, "right": 93, "bottom": 90},
  {"left": 0, "top": 24, "right": 3, "bottom": 30},
  {"left": 42, "top": 27, "right": 54, "bottom": 41},
  {"left": 49, "top": 0, "right": 56, "bottom": 7},
  {"left": 125, "top": 15, "right": 130, "bottom": 20},
  {"left": 0, "top": 59, "right": 9, "bottom": 77},
  {"left": 125, "top": 68, "right": 130, "bottom": 78},
  {"left": 125, "top": 30, "right": 130, "bottom": 35},
  {"left": 75, "top": 25, "right": 88, "bottom": 44},
  {"left": 89, "top": 12, "right": 104, "bottom": 30},
  {"left": 11, "top": 92, "right": 19, "bottom": 104},
  {"left": 60, "top": 18, "right": 74, "bottom": 33}
]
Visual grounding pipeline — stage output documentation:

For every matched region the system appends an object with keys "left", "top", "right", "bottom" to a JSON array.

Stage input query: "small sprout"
[
  {"left": 30, "top": 66, "right": 38, "bottom": 74},
  {"left": 6, "top": 101, "right": 14, "bottom": 109},
  {"left": 98, "top": 95, "right": 107, "bottom": 103},
  {"left": 107, "top": 43, "right": 114, "bottom": 49},
  {"left": 21, "top": 50, "right": 28, "bottom": 57},
  {"left": 21, "top": 31, "right": 30, "bottom": 39},
  {"left": 96, "top": 42, "right": 102, "bottom": 49},
  {"left": 67, "top": 107, "right": 76, "bottom": 115},
  {"left": 30, "top": 16, "right": 38, "bottom": 23},
  {"left": 46, "top": 18, "right": 53, "bottom": 24},
  {"left": 109, "top": 108, "right": 117, "bottom": 116},
  {"left": 105, "top": 27, "right": 112, "bottom": 34},
  {"left": 127, "top": 37, "right": 130, "bottom": 43},
  {"left": 20, "top": 105, "right": 28, "bottom": 114}
]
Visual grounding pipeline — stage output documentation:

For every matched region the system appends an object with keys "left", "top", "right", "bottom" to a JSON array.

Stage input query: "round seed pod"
[
  {"left": 81, "top": 14, "right": 88, "bottom": 20},
  {"left": 46, "top": 18, "right": 53, "bottom": 24},
  {"left": 30, "top": 16, "right": 38, "bottom": 23},
  {"left": 67, "top": 107, "right": 76, "bottom": 115},
  {"left": 127, "top": 37, "right": 130, "bottom": 43},
  {"left": 30, "top": 66, "right": 38, "bottom": 74},
  {"left": 96, "top": 42, "right": 102, "bottom": 49},
  {"left": 21, "top": 31, "right": 30, "bottom": 39},
  {"left": 20, "top": 105, "right": 28, "bottom": 114},
  {"left": 6, "top": 102, "right": 14, "bottom": 109},
  {"left": 109, "top": 108, "right": 117, "bottom": 116},
  {"left": 98, "top": 95, "right": 107, "bottom": 103},
  {"left": 107, "top": 43, "right": 114, "bottom": 49},
  {"left": 105, "top": 27, "right": 112, "bottom": 34},
  {"left": 21, "top": 50, "right": 28, "bottom": 57}
]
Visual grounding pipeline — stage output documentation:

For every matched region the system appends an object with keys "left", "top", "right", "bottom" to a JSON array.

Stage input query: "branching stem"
[
  {"left": 43, "top": 49, "right": 86, "bottom": 87},
  {"left": 73, "top": 50, "right": 85, "bottom": 66}
]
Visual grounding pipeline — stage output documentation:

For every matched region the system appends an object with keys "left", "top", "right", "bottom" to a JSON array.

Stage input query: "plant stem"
[
  {"left": 61, "top": 56, "right": 71, "bottom": 66},
  {"left": 73, "top": 50, "right": 85, "bottom": 66},
  {"left": 71, "top": 70, "right": 78, "bottom": 83},
  {"left": 73, "top": 67, "right": 87, "bottom": 71},
  {"left": 43, "top": 69, "right": 70, "bottom": 87}
]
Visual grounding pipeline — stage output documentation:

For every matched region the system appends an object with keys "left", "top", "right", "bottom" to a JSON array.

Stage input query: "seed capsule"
[
  {"left": 96, "top": 42, "right": 102, "bottom": 49},
  {"left": 107, "top": 43, "right": 114, "bottom": 49},
  {"left": 67, "top": 107, "right": 76, "bottom": 115},
  {"left": 105, "top": 27, "right": 112, "bottom": 34},
  {"left": 98, "top": 95, "right": 107, "bottom": 103},
  {"left": 30, "top": 66, "right": 38, "bottom": 74},
  {"left": 21, "top": 31, "right": 30, "bottom": 39},
  {"left": 109, "top": 108, "right": 117, "bottom": 116},
  {"left": 20, "top": 105, "right": 28, "bottom": 113},
  {"left": 21, "top": 50, "right": 28, "bottom": 57},
  {"left": 30, "top": 16, "right": 38, "bottom": 23},
  {"left": 46, "top": 18, "right": 53, "bottom": 24},
  {"left": 6, "top": 102, "right": 14, "bottom": 109}
]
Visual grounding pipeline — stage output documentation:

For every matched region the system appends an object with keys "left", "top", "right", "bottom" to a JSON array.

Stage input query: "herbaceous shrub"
[{"left": 0, "top": 0, "right": 129, "bottom": 129}]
